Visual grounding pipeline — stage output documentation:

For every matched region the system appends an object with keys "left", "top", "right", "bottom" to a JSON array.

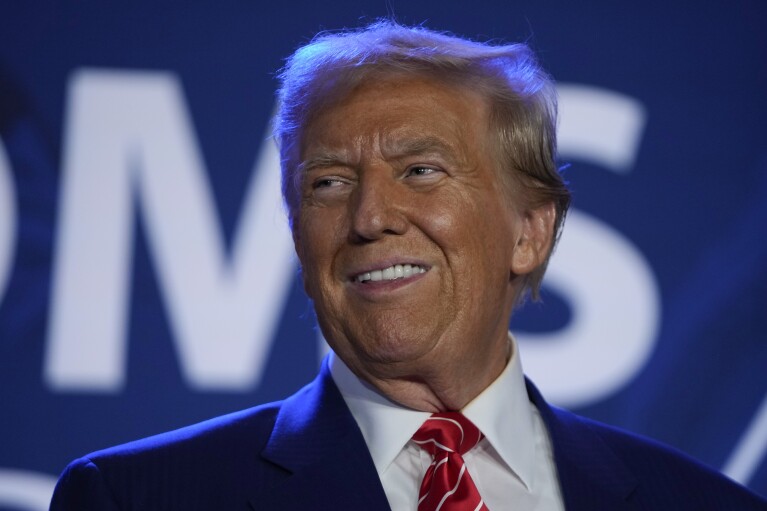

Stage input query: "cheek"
[
  {"left": 420, "top": 186, "right": 479, "bottom": 234},
  {"left": 423, "top": 194, "right": 498, "bottom": 251},
  {"left": 429, "top": 194, "right": 518, "bottom": 277},
  {"left": 298, "top": 212, "right": 348, "bottom": 290},
  {"left": 299, "top": 207, "right": 341, "bottom": 255}
]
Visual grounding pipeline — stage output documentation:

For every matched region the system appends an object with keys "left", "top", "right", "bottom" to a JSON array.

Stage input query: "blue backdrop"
[{"left": 1, "top": 1, "right": 766, "bottom": 508}]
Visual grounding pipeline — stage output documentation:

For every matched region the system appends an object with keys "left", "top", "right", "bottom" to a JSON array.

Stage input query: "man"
[{"left": 51, "top": 21, "right": 766, "bottom": 510}]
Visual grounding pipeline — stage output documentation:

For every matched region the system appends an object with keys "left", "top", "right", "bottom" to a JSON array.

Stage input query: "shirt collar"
[
  {"left": 329, "top": 332, "right": 537, "bottom": 490},
  {"left": 462, "top": 334, "right": 537, "bottom": 490},
  {"left": 328, "top": 352, "right": 431, "bottom": 476}
]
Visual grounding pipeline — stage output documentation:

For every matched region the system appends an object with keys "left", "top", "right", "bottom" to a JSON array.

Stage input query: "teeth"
[{"left": 355, "top": 264, "right": 426, "bottom": 283}]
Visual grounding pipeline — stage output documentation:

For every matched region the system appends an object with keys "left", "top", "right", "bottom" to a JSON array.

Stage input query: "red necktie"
[{"left": 412, "top": 412, "right": 490, "bottom": 511}]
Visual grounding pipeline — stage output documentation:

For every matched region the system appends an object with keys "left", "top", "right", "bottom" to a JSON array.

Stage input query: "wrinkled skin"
[{"left": 294, "top": 76, "right": 554, "bottom": 411}]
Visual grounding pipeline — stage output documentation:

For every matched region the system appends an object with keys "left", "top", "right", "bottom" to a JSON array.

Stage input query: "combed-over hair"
[{"left": 274, "top": 20, "right": 570, "bottom": 302}]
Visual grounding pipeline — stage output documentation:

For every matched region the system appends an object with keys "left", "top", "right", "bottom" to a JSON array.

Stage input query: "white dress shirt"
[{"left": 329, "top": 333, "right": 565, "bottom": 510}]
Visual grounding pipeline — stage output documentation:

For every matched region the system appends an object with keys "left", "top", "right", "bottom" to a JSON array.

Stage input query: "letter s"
[{"left": 518, "top": 84, "right": 661, "bottom": 408}]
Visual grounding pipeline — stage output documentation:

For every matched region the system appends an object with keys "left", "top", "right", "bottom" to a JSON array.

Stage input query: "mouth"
[{"left": 352, "top": 263, "right": 428, "bottom": 284}]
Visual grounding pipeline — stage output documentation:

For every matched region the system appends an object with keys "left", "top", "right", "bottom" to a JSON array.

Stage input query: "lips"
[{"left": 353, "top": 263, "right": 428, "bottom": 283}]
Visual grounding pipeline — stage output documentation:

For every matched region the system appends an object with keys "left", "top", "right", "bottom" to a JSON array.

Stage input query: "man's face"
[{"left": 294, "top": 76, "right": 546, "bottom": 392}]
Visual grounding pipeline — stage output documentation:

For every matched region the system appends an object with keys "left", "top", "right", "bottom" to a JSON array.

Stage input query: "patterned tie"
[{"left": 412, "top": 412, "right": 490, "bottom": 511}]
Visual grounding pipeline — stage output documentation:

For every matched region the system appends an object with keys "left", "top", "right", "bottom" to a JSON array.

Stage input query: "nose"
[{"left": 349, "top": 168, "right": 408, "bottom": 242}]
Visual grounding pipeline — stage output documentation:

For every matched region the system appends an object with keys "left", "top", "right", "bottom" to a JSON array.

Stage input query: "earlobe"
[{"left": 511, "top": 202, "right": 556, "bottom": 275}]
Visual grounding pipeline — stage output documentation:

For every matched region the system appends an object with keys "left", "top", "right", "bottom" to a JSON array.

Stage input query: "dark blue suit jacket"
[{"left": 50, "top": 362, "right": 767, "bottom": 510}]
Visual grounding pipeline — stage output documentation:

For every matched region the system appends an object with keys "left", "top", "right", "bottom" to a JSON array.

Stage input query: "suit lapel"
[
  {"left": 526, "top": 379, "right": 640, "bottom": 511},
  {"left": 251, "top": 367, "right": 641, "bottom": 510},
  {"left": 253, "top": 361, "right": 390, "bottom": 510}
]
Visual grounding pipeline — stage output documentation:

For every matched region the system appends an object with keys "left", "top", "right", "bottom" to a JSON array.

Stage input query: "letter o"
[
  {"left": 0, "top": 137, "right": 17, "bottom": 306},
  {"left": 0, "top": 468, "right": 57, "bottom": 511}
]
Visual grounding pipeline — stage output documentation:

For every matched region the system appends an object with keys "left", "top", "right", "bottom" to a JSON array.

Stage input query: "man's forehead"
[
  {"left": 381, "top": 134, "right": 458, "bottom": 157},
  {"left": 300, "top": 81, "right": 489, "bottom": 166},
  {"left": 304, "top": 130, "right": 458, "bottom": 156},
  {"left": 301, "top": 128, "right": 479, "bottom": 173}
]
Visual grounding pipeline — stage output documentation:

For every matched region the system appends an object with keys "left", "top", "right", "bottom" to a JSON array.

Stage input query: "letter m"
[{"left": 45, "top": 69, "right": 295, "bottom": 391}]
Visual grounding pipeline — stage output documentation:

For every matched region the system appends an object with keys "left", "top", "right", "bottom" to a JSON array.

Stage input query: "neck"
[{"left": 343, "top": 337, "right": 512, "bottom": 412}]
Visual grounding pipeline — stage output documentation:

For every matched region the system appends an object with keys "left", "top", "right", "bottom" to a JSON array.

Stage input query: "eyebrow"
[
  {"left": 298, "top": 134, "right": 459, "bottom": 173},
  {"left": 298, "top": 149, "right": 351, "bottom": 174},
  {"left": 382, "top": 135, "right": 455, "bottom": 160}
]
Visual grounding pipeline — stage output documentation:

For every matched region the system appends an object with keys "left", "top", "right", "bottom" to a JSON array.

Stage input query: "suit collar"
[
  {"left": 252, "top": 363, "right": 641, "bottom": 510},
  {"left": 254, "top": 360, "right": 390, "bottom": 510},
  {"left": 331, "top": 339, "right": 541, "bottom": 492},
  {"left": 526, "top": 378, "right": 640, "bottom": 510}
]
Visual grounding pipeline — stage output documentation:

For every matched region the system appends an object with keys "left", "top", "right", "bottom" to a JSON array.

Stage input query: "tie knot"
[{"left": 412, "top": 412, "right": 483, "bottom": 456}]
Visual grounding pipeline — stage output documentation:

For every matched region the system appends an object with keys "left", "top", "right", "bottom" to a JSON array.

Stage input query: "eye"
[
  {"left": 406, "top": 166, "right": 441, "bottom": 178},
  {"left": 305, "top": 174, "right": 353, "bottom": 201},
  {"left": 313, "top": 177, "right": 342, "bottom": 189}
]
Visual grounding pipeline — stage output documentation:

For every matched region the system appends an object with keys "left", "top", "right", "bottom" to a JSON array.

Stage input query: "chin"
[
  {"left": 355, "top": 333, "right": 437, "bottom": 368},
  {"left": 326, "top": 315, "right": 446, "bottom": 367}
]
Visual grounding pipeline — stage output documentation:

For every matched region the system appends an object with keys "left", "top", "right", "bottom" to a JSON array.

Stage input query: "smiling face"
[{"left": 294, "top": 76, "right": 552, "bottom": 409}]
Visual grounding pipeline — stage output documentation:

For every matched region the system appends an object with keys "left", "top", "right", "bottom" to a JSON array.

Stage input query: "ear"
[{"left": 511, "top": 202, "right": 556, "bottom": 275}]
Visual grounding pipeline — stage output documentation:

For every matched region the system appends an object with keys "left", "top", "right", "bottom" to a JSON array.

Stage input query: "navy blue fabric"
[
  {"left": 50, "top": 361, "right": 389, "bottom": 511},
  {"left": 527, "top": 382, "right": 767, "bottom": 510},
  {"left": 50, "top": 363, "right": 767, "bottom": 510}
]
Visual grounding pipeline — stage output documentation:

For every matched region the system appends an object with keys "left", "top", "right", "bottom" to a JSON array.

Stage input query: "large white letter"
[
  {"left": 0, "top": 137, "right": 16, "bottom": 306},
  {"left": 518, "top": 211, "right": 660, "bottom": 406},
  {"left": 0, "top": 468, "right": 56, "bottom": 511},
  {"left": 518, "top": 84, "right": 660, "bottom": 407},
  {"left": 557, "top": 84, "right": 647, "bottom": 173},
  {"left": 45, "top": 69, "right": 295, "bottom": 391}
]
